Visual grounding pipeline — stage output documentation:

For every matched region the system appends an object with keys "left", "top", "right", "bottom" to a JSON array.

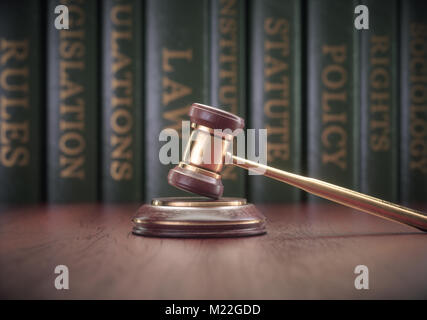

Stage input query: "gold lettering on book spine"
[
  {"left": 0, "top": 39, "right": 30, "bottom": 167},
  {"left": 59, "top": 1, "right": 86, "bottom": 179},
  {"left": 321, "top": 45, "right": 348, "bottom": 170},
  {"left": 369, "top": 35, "right": 391, "bottom": 152},
  {"left": 110, "top": 1, "right": 134, "bottom": 181},
  {"left": 263, "top": 17, "right": 290, "bottom": 163},
  {"left": 409, "top": 23, "right": 427, "bottom": 174},
  {"left": 219, "top": 0, "right": 239, "bottom": 180},
  {"left": 162, "top": 48, "right": 193, "bottom": 134}
]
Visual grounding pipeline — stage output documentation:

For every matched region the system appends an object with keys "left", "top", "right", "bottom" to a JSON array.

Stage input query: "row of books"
[{"left": 0, "top": 0, "right": 426, "bottom": 205}]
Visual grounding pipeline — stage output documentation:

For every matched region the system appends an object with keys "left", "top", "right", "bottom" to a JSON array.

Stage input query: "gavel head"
[{"left": 167, "top": 103, "right": 245, "bottom": 199}]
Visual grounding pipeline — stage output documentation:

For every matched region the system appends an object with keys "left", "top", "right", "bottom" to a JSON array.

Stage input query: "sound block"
[{"left": 132, "top": 197, "right": 266, "bottom": 238}]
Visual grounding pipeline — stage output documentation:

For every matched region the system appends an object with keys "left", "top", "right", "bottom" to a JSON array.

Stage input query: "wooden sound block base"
[{"left": 132, "top": 197, "right": 267, "bottom": 238}]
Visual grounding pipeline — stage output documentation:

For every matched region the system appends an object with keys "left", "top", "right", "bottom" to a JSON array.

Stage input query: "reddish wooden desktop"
[{"left": 0, "top": 202, "right": 426, "bottom": 299}]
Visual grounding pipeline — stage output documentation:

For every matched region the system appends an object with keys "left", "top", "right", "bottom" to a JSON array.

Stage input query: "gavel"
[{"left": 168, "top": 103, "right": 427, "bottom": 232}]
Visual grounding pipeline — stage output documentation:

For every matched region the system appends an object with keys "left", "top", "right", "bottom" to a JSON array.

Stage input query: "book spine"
[
  {"left": 145, "top": 0, "right": 210, "bottom": 200},
  {"left": 248, "top": 0, "right": 302, "bottom": 203},
  {"left": 307, "top": 0, "right": 359, "bottom": 199},
  {"left": 0, "top": 0, "right": 42, "bottom": 204},
  {"left": 210, "top": 0, "right": 246, "bottom": 198},
  {"left": 401, "top": 0, "right": 427, "bottom": 204},
  {"left": 101, "top": 0, "right": 143, "bottom": 202},
  {"left": 360, "top": 0, "right": 398, "bottom": 202},
  {"left": 47, "top": 0, "right": 98, "bottom": 203}
]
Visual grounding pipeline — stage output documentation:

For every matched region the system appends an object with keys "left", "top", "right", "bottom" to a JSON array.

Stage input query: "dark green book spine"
[
  {"left": 307, "top": 0, "right": 359, "bottom": 198},
  {"left": 401, "top": 0, "right": 427, "bottom": 204},
  {"left": 248, "top": 0, "right": 302, "bottom": 203},
  {"left": 47, "top": 0, "right": 98, "bottom": 202},
  {"left": 101, "top": 0, "right": 143, "bottom": 202},
  {"left": 210, "top": 0, "right": 246, "bottom": 197},
  {"left": 0, "top": 1, "right": 42, "bottom": 204},
  {"left": 360, "top": 0, "right": 398, "bottom": 202},
  {"left": 145, "top": 0, "right": 210, "bottom": 200}
]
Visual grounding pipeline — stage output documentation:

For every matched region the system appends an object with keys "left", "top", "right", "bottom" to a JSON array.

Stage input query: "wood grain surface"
[{"left": 0, "top": 202, "right": 426, "bottom": 299}]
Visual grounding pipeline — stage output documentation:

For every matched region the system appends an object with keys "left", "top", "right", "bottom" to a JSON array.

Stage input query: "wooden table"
[{"left": 0, "top": 202, "right": 426, "bottom": 299}]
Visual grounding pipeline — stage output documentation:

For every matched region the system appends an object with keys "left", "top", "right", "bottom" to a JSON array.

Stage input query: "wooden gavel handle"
[{"left": 229, "top": 153, "right": 427, "bottom": 232}]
